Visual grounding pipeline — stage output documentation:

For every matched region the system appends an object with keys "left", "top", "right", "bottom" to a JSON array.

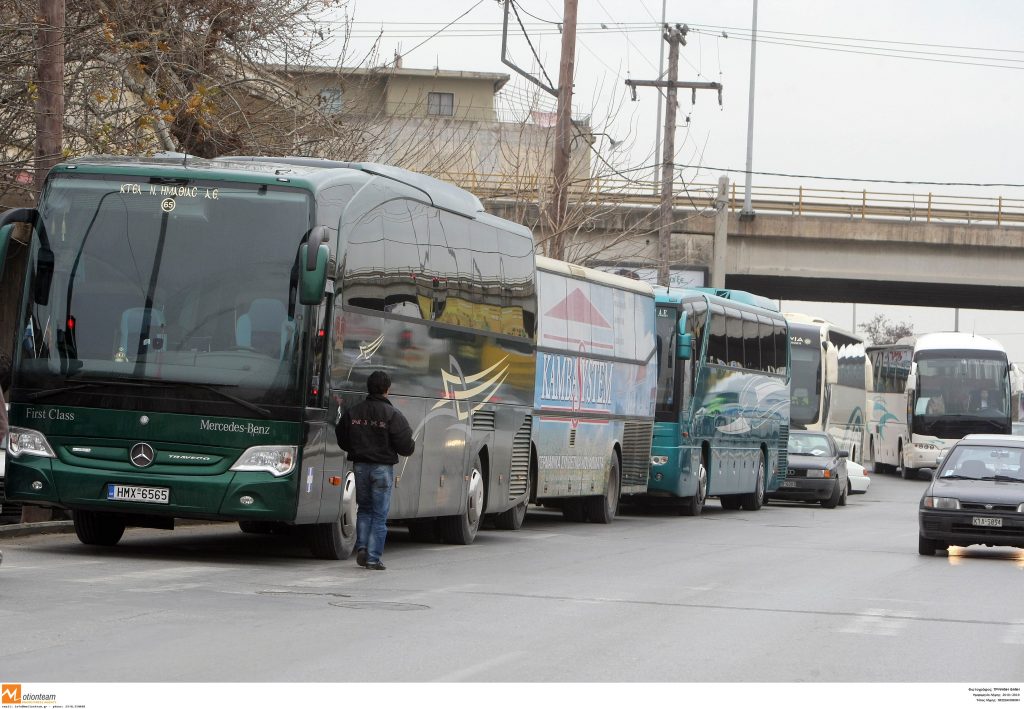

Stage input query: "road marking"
[
  {"left": 72, "top": 565, "right": 235, "bottom": 584},
  {"left": 1003, "top": 620, "right": 1024, "bottom": 645},
  {"left": 840, "top": 608, "right": 919, "bottom": 636},
  {"left": 436, "top": 651, "right": 528, "bottom": 681}
]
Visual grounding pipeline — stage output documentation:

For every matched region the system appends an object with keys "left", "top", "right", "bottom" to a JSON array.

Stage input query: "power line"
[
  {"left": 673, "top": 164, "right": 1024, "bottom": 189},
  {"left": 378, "top": 0, "right": 487, "bottom": 68}
]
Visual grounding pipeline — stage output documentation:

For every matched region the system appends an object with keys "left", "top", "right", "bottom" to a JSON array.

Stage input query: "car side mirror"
[{"left": 838, "top": 450, "right": 850, "bottom": 459}]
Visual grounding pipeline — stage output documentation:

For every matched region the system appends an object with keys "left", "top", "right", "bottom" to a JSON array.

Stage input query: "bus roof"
[
  {"left": 903, "top": 332, "right": 1008, "bottom": 354},
  {"left": 536, "top": 256, "right": 655, "bottom": 296},
  {"left": 784, "top": 312, "right": 861, "bottom": 344},
  {"left": 653, "top": 286, "right": 783, "bottom": 317},
  {"left": 55, "top": 155, "right": 490, "bottom": 220}
]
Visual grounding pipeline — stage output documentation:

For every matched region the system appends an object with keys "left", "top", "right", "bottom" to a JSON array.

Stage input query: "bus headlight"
[
  {"left": 230, "top": 446, "right": 297, "bottom": 476},
  {"left": 916, "top": 443, "right": 938, "bottom": 451},
  {"left": 7, "top": 427, "right": 57, "bottom": 459},
  {"left": 923, "top": 496, "right": 960, "bottom": 510},
  {"left": 650, "top": 455, "right": 669, "bottom": 466}
]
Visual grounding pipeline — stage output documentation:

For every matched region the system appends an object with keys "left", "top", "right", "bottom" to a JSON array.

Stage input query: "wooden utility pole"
[
  {"left": 626, "top": 25, "right": 722, "bottom": 286},
  {"left": 549, "top": 0, "right": 578, "bottom": 261},
  {"left": 35, "top": 0, "right": 65, "bottom": 197}
]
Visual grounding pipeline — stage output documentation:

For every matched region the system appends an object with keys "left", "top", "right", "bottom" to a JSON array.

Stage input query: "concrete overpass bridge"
[{"left": 457, "top": 174, "right": 1024, "bottom": 311}]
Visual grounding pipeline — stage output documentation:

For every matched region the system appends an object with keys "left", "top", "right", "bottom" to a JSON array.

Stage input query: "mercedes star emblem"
[{"left": 130, "top": 442, "right": 156, "bottom": 468}]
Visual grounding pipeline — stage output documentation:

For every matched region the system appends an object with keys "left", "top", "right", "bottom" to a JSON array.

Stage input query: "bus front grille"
[
  {"left": 621, "top": 421, "right": 654, "bottom": 488},
  {"left": 509, "top": 415, "right": 532, "bottom": 500}
]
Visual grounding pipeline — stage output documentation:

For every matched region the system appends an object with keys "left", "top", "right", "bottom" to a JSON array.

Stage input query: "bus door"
[{"left": 301, "top": 296, "right": 333, "bottom": 524}]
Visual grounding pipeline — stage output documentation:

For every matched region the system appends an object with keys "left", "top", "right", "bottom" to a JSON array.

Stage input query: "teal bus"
[
  {"left": 0, "top": 155, "right": 536, "bottom": 557},
  {"left": 646, "top": 288, "right": 791, "bottom": 515}
]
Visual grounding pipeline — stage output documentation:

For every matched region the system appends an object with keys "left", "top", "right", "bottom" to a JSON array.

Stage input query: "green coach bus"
[
  {"left": 645, "top": 287, "right": 791, "bottom": 515},
  {"left": 0, "top": 155, "right": 536, "bottom": 557}
]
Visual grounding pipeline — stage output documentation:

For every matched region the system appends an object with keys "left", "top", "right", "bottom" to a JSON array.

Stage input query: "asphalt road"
[{"left": 1, "top": 471, "right": 1022, "bottom": 683}]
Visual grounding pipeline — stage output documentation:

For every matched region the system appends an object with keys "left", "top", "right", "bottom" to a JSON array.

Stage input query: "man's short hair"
[{"left": 367, "top": 370, "right": 391, "bottom": 396}]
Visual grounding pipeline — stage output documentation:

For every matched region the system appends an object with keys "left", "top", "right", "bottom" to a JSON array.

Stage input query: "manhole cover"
[{"left": 329, "top": 601, "right": 430, "bottom": 612}]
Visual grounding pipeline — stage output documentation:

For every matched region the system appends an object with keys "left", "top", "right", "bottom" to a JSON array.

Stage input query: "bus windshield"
[
  {"left": 789, "top": 331, "right": 822, "bottom": 426},
  {"left": 15, "top": 173, "right": 313, "bottom": 417},
  {"left": 914, "top": 351, "right": 1009, "bottom": 435}
]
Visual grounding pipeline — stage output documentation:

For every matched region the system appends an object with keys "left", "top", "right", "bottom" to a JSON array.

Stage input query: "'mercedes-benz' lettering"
[{"left": 200, "top": 419, "right": 271, "bottom": 436}]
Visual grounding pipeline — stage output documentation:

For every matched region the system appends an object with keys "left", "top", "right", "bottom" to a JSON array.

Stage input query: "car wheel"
[
  {"left": 918, "top": 534, "right": 938, "bottom": 556},
  {"left": 821, "top": 480, "right": 842, "bottom": 509},
  {"left": 839, "top": 481, "right": 849, "bottom": 507}
]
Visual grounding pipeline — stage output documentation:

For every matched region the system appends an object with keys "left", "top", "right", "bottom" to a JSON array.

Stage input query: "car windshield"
[
  {"left": 788, "top": 432, "right": 833, "bottom": 457},
  {"left": 939, "top": 445, "right": 1024, "bottom": 481}
]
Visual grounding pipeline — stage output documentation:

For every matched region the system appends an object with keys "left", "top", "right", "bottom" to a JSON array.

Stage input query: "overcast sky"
[{"left": 330, "top": 1, "right": 1024, "bottom": 361}]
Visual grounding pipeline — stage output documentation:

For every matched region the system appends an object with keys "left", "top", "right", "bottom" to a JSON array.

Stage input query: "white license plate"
[
  {"left": 972, "top": 516, "right": 1003, "bottom": 527},
  {"left": 782, "top": 481, "right": 798, "bottom": 488},
  {"left": 107, "top": 484, "right": 170, "bottom": 504}
]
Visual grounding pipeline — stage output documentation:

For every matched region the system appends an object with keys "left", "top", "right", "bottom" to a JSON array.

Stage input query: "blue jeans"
[{"left": 354, "top": 462, "right": 394, "bottom": 564}]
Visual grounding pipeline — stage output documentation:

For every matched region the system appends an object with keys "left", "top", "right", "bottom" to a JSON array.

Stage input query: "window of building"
[
  {"left": 319, "top": 88, "right": 343, "bottom": 114},
  {"left": 427, "top": 92, "right": 454, "bottom": 117}
]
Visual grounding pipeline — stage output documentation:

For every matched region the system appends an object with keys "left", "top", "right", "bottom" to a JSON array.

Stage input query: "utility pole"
[
  {"left": 741, "top": 0, "right": 758, "bottom": 219},
  {"left": 626, "top": 25, "right": 722, "bottom": 286},
  {"left": 35, "top": 0, "right": 65, "bottom": 197},
  {"left": 549, "top": 0, "right": 578, "bottom": 261}
]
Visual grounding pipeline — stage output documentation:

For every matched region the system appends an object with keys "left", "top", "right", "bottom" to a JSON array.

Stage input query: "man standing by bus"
[{"left": 335, "top": 370, "right": 415, "bottom": 571}]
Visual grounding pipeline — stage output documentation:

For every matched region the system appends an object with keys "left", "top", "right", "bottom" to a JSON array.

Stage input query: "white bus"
[
  {"left": 530, "top": 256, "right": 657, "bottom": 524},
  {"left": 867, "top": 333, "right": 1012, "bottom": 479},
  {"left": 785, "top": 313, "right": 872, "bottom": 465}
]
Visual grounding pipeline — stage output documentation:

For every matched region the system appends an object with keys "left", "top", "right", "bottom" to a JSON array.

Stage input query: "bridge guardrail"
[{"left": 436, "top": 171, "right": 1024, "bottom": 227}]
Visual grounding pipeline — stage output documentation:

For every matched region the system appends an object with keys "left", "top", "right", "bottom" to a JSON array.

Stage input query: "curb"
[{"left": 0, "top": 520, "right": 75, "bottom": 539}]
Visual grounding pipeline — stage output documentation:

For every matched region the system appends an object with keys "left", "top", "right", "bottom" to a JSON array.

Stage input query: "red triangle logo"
[{"left": 545, "top": 288, "right": 612, "bottom": 328}]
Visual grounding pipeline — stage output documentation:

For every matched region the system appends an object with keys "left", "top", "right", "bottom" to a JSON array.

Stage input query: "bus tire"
[
  {"left": 562, "top": 500, "right": 588, "bottom": 522},
  {"left": 720, "top": 495, "right": 742, "bottom": 511},
  {"left": 73, "top": 510, "right": 126, "bottom": 546},
  {"left": 682, "top": 461, "right": 708, "bottom": 517},
  {"left": 586, "top": 455, "right": 620, "bottom": 524},
  {"left": 307, "top": 471, "right": 357, "bottom": 560},
  {"left": 494, "top": 472, "right": 530, "bottom": 531},
  {"left": 741, "top": 453, "right": 766, "bottom": 511},
  {"left": 440, "top": 457, "right": 484, "bottom": 545}
]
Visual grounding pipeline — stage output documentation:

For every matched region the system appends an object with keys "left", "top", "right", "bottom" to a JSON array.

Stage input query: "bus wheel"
[
  {"left": 586, "top": 455, "right": 620, "bottom": 524},
  {"left": 73, "top": 510, "right": 126, "bottom": 546},
  {"left": 494, "top": 473, "right": 530, "bottom": 531},
  {"left": 440, "top": 457, "right": 484, "bottom": 545},
  {"left": 562, "top": 500, "right": 588, "bottom": 522},
  {"left": 681, "top": 461, "right": 708, "bottom": 517},
  {"left": 307, "top": 471, "right": 357, "bottom": 560},
  {"left": 741, "top": 453, "right": 766, "bottom": 511},
  {"left": 720, "top": 496, "right": 742, "bottom": 511}
]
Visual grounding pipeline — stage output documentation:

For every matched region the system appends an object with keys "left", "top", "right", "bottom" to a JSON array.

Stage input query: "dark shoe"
[
  {"left": 364, "top": 561, "right": 386, "bottom": 571},
  {"left": 355, "top": 549, "right": 367, "bottom": 567}
]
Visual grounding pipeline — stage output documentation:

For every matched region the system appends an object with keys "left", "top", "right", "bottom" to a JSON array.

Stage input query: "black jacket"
[{"left": 335, "top": 394, "right": 415, "bottom": 465}]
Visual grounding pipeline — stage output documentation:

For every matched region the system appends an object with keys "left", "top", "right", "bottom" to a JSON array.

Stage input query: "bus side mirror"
[
  {"left": 298, "top": 243, "right": 329, "bottom": 305},
  {"left": 824, "top": 342, "right": 839, "bottom": 385},
  {"left": 676, "top": 333, "right": 693, "bottom": 359},
  {"left": 907, "top": 373, "right": 917, "bottom": 392}
]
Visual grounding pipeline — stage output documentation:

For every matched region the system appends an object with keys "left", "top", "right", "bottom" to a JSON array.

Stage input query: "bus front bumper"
[{"left": 4, "top": 456, "right": 298, "bottom": 521}]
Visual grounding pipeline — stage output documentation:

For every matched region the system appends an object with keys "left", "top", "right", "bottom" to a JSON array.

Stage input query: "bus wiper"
[
  {"left": 170, "top": 382, "right": 272, "bottom": 419},
  {"left": 23, "top": 379, "right": 153, "bottom": 401}
]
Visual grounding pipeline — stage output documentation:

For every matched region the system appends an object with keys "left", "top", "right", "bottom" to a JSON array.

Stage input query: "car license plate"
[
  {"left": 107, "top": 484, "right": 170, "bottom": 504},
  {"left": 972, "top": 516, "right": 1003, "bottom": 527},
  {"left": 782, "top": 481, "right": 797, "bottom": 488}
]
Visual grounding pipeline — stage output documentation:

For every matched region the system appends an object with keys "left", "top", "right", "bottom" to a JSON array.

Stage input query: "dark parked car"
[
  {"left": 918, "top": 434, "right": 1024, "bottom": 556},
  {"left": 772, "top": 430, "right": 849, "bottom": 508}
]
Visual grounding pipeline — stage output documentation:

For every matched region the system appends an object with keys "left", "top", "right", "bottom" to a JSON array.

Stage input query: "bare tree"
[{"left": 860, "top": 314, "right": 914, "bottom": 345}]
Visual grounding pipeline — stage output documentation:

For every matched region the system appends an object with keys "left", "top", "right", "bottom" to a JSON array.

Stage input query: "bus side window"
[
  {"left": 707, "top": 305, "right": 727, "bottom": 365},
  {"left": 758, "top": 315, "right": 776, "bottom": 373},
  {"left": 725, "top": 307, "right": 744, "bottom": 368}
]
